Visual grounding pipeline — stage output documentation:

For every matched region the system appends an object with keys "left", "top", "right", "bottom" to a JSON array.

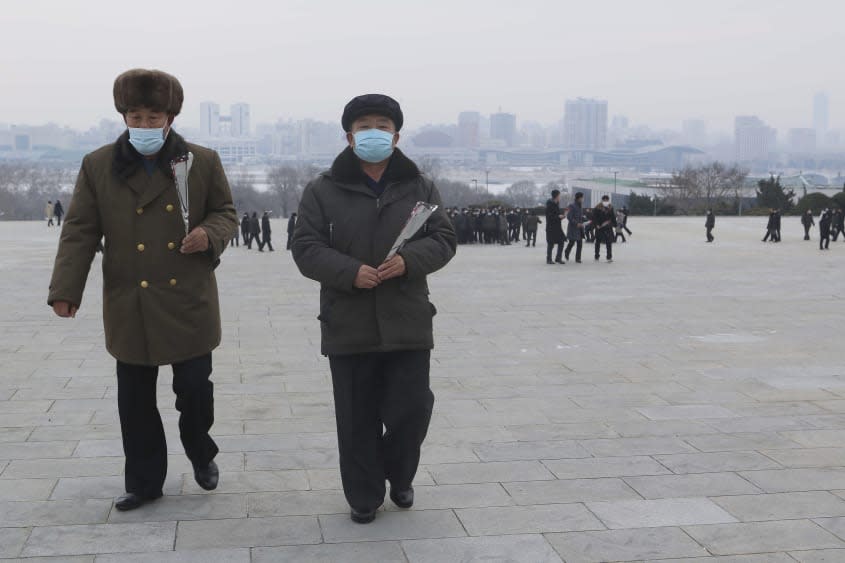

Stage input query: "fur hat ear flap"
[{"left": 113, "top": 69, "right": 184, "bottom": 116}]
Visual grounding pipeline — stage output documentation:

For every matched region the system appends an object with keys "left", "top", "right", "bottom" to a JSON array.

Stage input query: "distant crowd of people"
[
  {"left": 230, "top": 211, "right": 298, "bottom": 252},
  {"left": 445, "top": 191, "right": 632, "bottom": 264}
]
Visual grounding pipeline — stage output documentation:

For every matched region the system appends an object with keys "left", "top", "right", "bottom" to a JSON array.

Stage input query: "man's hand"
[
  {"left": 52, "top": 301, "right": 78, "bottom": 318},
  {"left": 354, "top": 265, "right": 381, "bottom": 289},
  {"left": 181, "top": 226, "right": 210, "bottom": 254},
  {"left": 377, "top": 254, "right": 406, "bottom": 282}
]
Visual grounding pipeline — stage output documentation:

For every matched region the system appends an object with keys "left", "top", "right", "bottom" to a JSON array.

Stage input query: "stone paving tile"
[
  {"left": 636, "top": 405, "right": 739, "bottom": 420},
  {"left": 502, "top": 478, "right": 641, "bottom": 505},
  {"left": 0, "top": 499, "right": 111, "bottom": 527},
  {"left": 50, "top": 475, "right": 181, "bottom": 500},
  {"left": 175, "top": 516, "right": 321, "bottom": 549},
  {"left": 790, "top": 549, "right": 845, "bottom": 562},
  {"left": 814, "top": 517, "right": 845, "bottom": 542},
  {"left": 713, "top": 492, "right": 845, "bottom": 522},
  {"left": 545, "top": 527, "right": 709, "bottom": 562},
  {"left": 22, "top": 522, "right": 176, "bottom": 557},
  {"left": 96, "top": 548, "right": 250, "bottom": 562},
  {"left": 0, "top": 479, "right": 55, "bottom": 501},
  {"left": 253, "top": 542, "right": 406, "bottom": 563},
  {"left": 319, "top": 509, "right": 466, "bottom": 543},
  {"left": 402, "top": 534, "right": 563, "bottom": 563},
  {"left": 0, "top": 458, "right": 123, "bottom": 479},
  {"left": 384, "top": 483, "right": 515, "bottom": 511},
  {"left": 587, "top": 498, "right": 738, "bottom": 529},
  {"left": 684, "top": 520, "right": 845, "bottom": 555},
  {"left": 473, "top": 440, "right": 590, "bottom": 461},
  {"left": 643, "top": 555, "right": 797, "bottom": 563},
  {"left": 740, "top": 469, "right": 845, "bottom": 493},
  {"left": 682, "top": 432, "right": 803, "bottom": 452},
  {"left": 623, "top": 472, "right": 762, "bottom": 499},
  {"left": 542, "top": 456, "right": 672, "bottom": 479},
  {"left": 0, "top": 526, "right": 31, "bottom": 558},
  {"left": 108, "top": 493, "right": 247, "bottom": 523},
  {"left": 426, "top": 460, "right": 555, "bottom": 484},
  {"left": 456, "top": 503, "right": 603, "bottom": 535},
  {"left": 654, "top": 451, "right": 783, "bottom": 474},
  {"left": 247, "top": 489, "right": 348, "bottom": 517},
  {"left": 181, "top": 469, "right": 309, "bottom": 494},
  {"left": 578, "top": 437, "right": 698, "bottom": 457}
]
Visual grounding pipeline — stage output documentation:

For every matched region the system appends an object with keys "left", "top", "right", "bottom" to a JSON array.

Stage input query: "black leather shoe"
[
  {"left": 350, "top": 507, "right": 377, "bottom": 524},
  {"left": 115, "top": 491, "right": 162, "bottom": 511},
  {"left": 390, "top": 487, "right": 414, "bottom": 509},
  {"left": 194, "top": 460, "right": 219, "bottom": 491}
]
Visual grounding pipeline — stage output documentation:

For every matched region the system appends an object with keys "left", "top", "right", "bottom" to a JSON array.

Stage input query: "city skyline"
[{"left": 1, "top": 1, "right": 841, "bottom": 134}]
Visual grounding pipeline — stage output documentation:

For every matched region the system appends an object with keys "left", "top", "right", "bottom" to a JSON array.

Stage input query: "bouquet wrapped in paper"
[
  {"left": 385, "top": 202, "right": 439, "bottom": 261},
  {"left": 170, "top": 152, "right": 194, "bottom": 235}
]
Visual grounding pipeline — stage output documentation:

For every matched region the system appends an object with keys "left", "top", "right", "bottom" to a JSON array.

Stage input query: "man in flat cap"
[
  {"left": 292, "top": 94, "right": 456, "bottom": 524},
  {"left": 48, "top": 69, "right": 238, "bottom": 511}
]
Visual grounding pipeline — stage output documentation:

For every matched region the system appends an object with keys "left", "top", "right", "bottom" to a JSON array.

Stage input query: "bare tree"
[
  {"left": 505, "top": 180, "right": 540, "bottom": 208},
  {"left": 661, "top": 163, "right": 748, "bottom": 213},
  {"left": 267, "top": 163, "right": 317, "bottom": 217}
]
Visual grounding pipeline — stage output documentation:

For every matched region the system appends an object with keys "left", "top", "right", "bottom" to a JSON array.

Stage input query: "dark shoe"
[
  {"left": 555, "top": 259, "right": 564, "bottom": 264},
  {"left": 390, "top": 487, "right": 414, "bottom": 509},
  {"left": 115, "top": 491, "right": 162, "bottom": 511},
  {"left": 194, "top": 460, "right": 219, "bottom": 491},
  {"left": 350, "top": 507, "right": 377, "bottom": 524},
  {"left": 575, "top": 260, "right": 582, "bottom": 263},
  {"left": 547, "top": 259, "right": 554, "bottom": 264}
]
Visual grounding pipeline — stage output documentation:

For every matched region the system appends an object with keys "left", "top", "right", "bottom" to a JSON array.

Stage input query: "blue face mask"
[
  {"left": 352, "top": 129, "right": 395, "bottom": 163},
  {"left": 128, "top": 127, "right": 167, "bottom": 156}
]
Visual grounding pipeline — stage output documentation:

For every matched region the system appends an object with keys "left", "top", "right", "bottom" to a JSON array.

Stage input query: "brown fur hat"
[{"left": 113, "top": 69, "right": 184, "bottom": 115}]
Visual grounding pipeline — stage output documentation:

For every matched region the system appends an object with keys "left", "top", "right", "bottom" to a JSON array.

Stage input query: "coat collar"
[
  {"left": 327, "top": 146, "right": 421, "bottom": 188},
  {"left": 112, "top": 129, "right": 190, "bottom": 182}
]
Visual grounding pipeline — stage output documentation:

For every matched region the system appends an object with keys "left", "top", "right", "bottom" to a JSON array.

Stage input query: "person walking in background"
[
  {"left": 820, "top": 208, "right": 832, "bottom": 250},
  {"left": 524, "top": 211, "right": 540, "bottom": 247},
  {"left": 774, "top": 209, "right": 782, "bottom": 242},
  {"left": 614, "top": 208, "right": 627, "bottom": 243},
  {"left": 53, "top": 200, "right": 64, "bottom": 226},
  {"left": 545, "top": 189, "right": 565, "bottom": 264},
  {"left": 564, "top": 192, "right": 585, "bottom": 263},
  {"left": 286, "top": 212, "right": 297, "bottom": 250},
  {"left": 593, "top": 195, "right": 617, "bottom": 262},
  {"left": 762, "top": 209, "right": 778, "bottom": 242},
  {"left": 45, "top": 200, "right": 55, "bottom": 227},
  {"left": 261, "top": 211, "right": 274, "bottom": 252},
  {"left": 248, "top": 211, "right": 262, "bottom": 250},
  {"left": 240, "top": 212, "right": 250, "bottom": 248},
  {"left": 802, "top": 209, "right": 815, "bottom": 241},
  {"left": 705, "top": 209, "right": 715, "bottom": 243},
  {"left": 832, "top": 209, "right": 844, "bottom": 241},
  {"left": 620, "top": 206, "right": 632, "bottom": 236},
  {"left": 497, "top": 209, "right": 510, "bottom": 245}
]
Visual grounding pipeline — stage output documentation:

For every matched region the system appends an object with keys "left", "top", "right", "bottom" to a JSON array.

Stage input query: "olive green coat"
[{"left": 48, "top": 131, "right": 238, "bottom": 366}]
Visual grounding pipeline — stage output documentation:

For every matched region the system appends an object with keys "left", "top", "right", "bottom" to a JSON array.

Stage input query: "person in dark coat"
[
  {"left": 481, "top": 210, "right": 497, "bottom": 244},
  {"left": 292, "top": 94, "right": 456, "bottom": 525},
  {"left": 545, "top": 189, "right": 566, "bottom": 264},
  {"left": 820, "top": 209, "right": 832, "bottom": 250},
  {"left": 620, "top": 206, "right": 632, "bottom": 236},
  {"left": 593, "top": 195, "right": 617, "bottom": 262},
  {"left": 53, "top": 200, "right": 65, "bottom": 226},
  {"left": 802, "top": 209, "right": 815, "bottom": 240},
  {"left": 564, "top": 192, "right": 585, "bottom": 263},
  {"left": 248, "top": 212, "right": 262, "bottom": 250},
  {"left": 762, "top": 209, "right": 777, "bottom": 242},
  {"left": 705, "top": 209, "right": 715, "bottom": 242},
  {"left": 774, "top": 209, "right": 782, "bottom": 242},
  {"left": 524, "top": 211, "right": 540, "bottom": 247},
  {"left": 496, "top": 210, "right": 510, "bottom": 245},
  {"left": 583, "top": 208, "right": 596, "bottom": 242},
  {"left": 832, "top": 209, "right": 845, "bottom": 241},
  {"left": 240, "top": 212, "right": 250, "bottom": 248},
  {"left": 48, "top": 68, "right": 237, "bottom": 512},
  {"left": 260, "top": 211, "right": 274, "bottom": 251},
  {"left": 286, "top": 212, "right": 297, "bottom": 250}
]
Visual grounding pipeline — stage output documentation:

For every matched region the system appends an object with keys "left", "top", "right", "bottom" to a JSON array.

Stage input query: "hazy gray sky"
[{"left": 2, "top": 0, "right": 841, "bottom": 134}]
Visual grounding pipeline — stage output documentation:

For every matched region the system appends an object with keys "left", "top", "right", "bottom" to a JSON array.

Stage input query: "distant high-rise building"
[
  {"left": 610, "top": 115, "right": 629, "bottom": 130},
  {"left": 564, "top": 98, "right": 608, "bottom": 150},
  {"left": 788, "top": 128, "right": 817, "bottom": 153},
  {"left": 734, "top": 116, "right": 776, "bottom": 162},
  {"left": 231, "top": 103, "right": 251, "bottom": 137},
  {"left": 490, "top": 112, "right": 517, "bottom": 146},
  {"left": 200, "top": 101, "right": 220, "bottom": 137},
  {"left": 457, "top": 111, "right": 480, "bottom": 147},
  {"left": 682, "top": 119, "right": 707, "bottom": 146},
  {"left": 814, "top": 92, "right": 829, "bottom": 144}
]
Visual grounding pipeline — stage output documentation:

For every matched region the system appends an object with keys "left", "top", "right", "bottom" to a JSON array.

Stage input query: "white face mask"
[{"left": 602, "top": 201, "right": 610, "bottom": 207}]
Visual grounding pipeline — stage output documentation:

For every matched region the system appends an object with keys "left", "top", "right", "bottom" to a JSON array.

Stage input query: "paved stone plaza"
[{"left": 2, "top": 216, "right": 845, "bottom": 562}]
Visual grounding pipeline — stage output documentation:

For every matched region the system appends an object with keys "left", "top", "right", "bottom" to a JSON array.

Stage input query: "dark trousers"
[
  {"left": 763, "top": 229, "right": 778, "bottom": 242},
  {"left": 248, "top": 233, "right": 262, "bottom": 250},
  {"left": 262, "top": 233, "right": 274, "bottom": 251},
  {"left": 623, "top": 224, "right": 632, "bottom": 235},
  {"left": 706, "top": 227, "right": 714, "bottom": 242},
  {"left": 525, "top": 230, "right": 536, "bottom": 246},
  {"left": 565, "top": 238, "right": 582, "bottom": 261},
  {"left": 116, "top": 353, "right": 218, "bottom": 497},
  {"left": 804, "top": 226, "right": 811, "bottom": 240},
  {"left": 615, "top": 231, "right": 627, "bottom": 243},
  {"left": 56, "top": 215, "right": 62, "bottom": 226},
  {"left": 230, "top": 233, "right": 239, "bottom": 247},
  {"left": 595, "top": 231, "right": 613, "bottom": 259},
  {"left": 547, "top": 241, "right": 563, "bottom": 262},
  {"left": 329, "top": 350, "right": 434, "bottom": 512},
  {"left": 287, "top": 233, "right": 294, "bottom": 250},
  {"left": 821, "top": 234, "right": 830, "bottom": 249}
]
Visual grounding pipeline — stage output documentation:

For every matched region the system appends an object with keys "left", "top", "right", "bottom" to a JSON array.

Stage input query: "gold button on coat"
[
  {"left": 169, "top": 278, "right": 177, "bottom": 286},
  {"left": 137, "top": 243, "right": 145, "bottom": 252},
  {"left": 167, "top": 242, "right": 176, "bottom": 250},
  {"left": 140, "top": 281, "right": 149, "bottom": 288},
  {"left": 136, "top": 207, "right": 144, "bottom": 215},
  {"left": 166, "top": 204, "right": 174, "bottom": 212}
]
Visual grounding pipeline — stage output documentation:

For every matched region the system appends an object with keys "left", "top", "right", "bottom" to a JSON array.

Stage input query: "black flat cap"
[{"left": 342, "top": 94, "right": 404, "bottom": 132}]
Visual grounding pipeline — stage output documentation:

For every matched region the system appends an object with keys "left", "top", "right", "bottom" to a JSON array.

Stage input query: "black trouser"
[
  {"left": 56, "top": 215, "right": 62, "bottom": 226},
  {"left": 615, "top": 231, "right": 626, "bottom": 243},
  {"left": 706, "top": 227, "right": 714, "bottom": 242},
  {"left": 525, "top": 230, "right": 536, "bottom": 246},
  {"left": 116, "top": 353, "right": 218, "bottom": 497},
  {"left": 595, "top": 230, "right": 613, "bottom": 259},
  {"left": 821, "top": 233, "right": 830, "bottom": 249},
  {"left": 763, "top": 229, "right": 777, "bottom": 242},
  {"left": 287, "top": 233, "right": 294, "bottom": 250},
  {"left": 547, "top": 240, "right": 563, "bottom": 262},
  {"left": 241, "top": 230, "right": 249, "bottom": 246},
  {"left": 804, "top": 226, "right": 811, "bottom": 240},
  {"left": 329, "top": 350, "right": 434, "bottom": 512},
  {"left": 230, "top": 233, "right": 239, "bottom": 247},
  {"left": 565, "top": 238, "right": 582, "bottom": 261},
  {"left": 833, "top": 228, "right": 843, "bottom": 241},
  {"left": 47, "top": 218, "right": 54, "bottom": 226},
  {"left": 248, "top": 233, "right": 262, "bottom": 250},
  {"left": 623, "top": 224, "right": 632, "bottom": 235},
  {"left": 262, "top": 233, "right": 274, "bottom": 251}
]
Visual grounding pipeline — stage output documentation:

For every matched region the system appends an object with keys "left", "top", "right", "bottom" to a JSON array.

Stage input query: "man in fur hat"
[
  {"left": 292, "top": 94, "right": 456, "bottom": 524},
  {"left": 48, "top": 69, "right": 238, "bottom": 511}
]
